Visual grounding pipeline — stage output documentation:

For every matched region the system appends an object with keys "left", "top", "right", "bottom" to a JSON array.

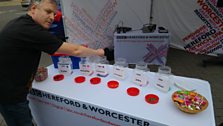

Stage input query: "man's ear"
[{"left": 29, "top": 4, "right": 38, "bottom": 15}]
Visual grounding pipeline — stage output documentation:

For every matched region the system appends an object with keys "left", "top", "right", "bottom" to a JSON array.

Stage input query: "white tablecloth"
[{"left": 28, "top": 65, "right": 215, "bottom": 126}]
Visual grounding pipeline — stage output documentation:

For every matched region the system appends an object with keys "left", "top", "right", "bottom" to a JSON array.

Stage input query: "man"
[{"left": 0, "top": 0, "right": 104, "bottom": 126}]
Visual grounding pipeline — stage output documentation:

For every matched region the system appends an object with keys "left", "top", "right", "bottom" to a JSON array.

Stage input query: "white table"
[
  {"left": 114, "top": 30, "right": 170, "bottom": 65},
  {"left": 28, "top": 65, "right": 215, "bottom": 126}
]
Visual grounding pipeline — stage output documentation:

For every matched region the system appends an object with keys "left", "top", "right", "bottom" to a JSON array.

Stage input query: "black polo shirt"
[{"left": 0, "top": 14, "right": 63, "bottom": 103}]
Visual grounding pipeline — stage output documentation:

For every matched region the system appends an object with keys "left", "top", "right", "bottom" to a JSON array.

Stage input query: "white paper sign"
[
  {"left": 132, "top": 70, "right": 148, "bottom": 87},
  {"left": 79, "top": 63, "right": 94, "bottom": 76},
  {"left": 155, "top": 74, "right": 172, "bottom": 92},
  {"left": 58, "top": 63, "right": 73, "bottom": 75},
  {"left": 95, "top": 64, "right": 109, "bottom": 77},
  {"left": 113, "top": 66, "right": 126, "bottom": 79}
]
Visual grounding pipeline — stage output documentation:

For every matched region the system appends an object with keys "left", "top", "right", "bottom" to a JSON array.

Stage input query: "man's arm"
[{"left": 56, "top": 42, "right": 104, "bottom": 57}]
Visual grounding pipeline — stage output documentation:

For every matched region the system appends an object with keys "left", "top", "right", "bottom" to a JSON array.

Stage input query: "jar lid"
[
  {"left": 107, "top": 80, "right": 119, "bottom": 89},
  {"left": 90, "top": 77, "right": 101, "bottom": 85},
  {"left": 74, "top": 76, "right": 86, "bottom": 83},
  {"left": 53, "top": 74, "right": 64, "bottom": 81},
  {"left": 127, "top": 87, "right": 140, "bottom": 96},
  {"left": 145, "top": 94, "right": 159, "bottom": 104}
]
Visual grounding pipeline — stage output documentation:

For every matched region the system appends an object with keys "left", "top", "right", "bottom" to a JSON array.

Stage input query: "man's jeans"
[{"left": 0, "top": 100, "right": 33, "bottom": 126}]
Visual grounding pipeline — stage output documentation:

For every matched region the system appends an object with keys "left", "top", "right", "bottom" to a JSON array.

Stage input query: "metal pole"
[{"left": 149, "top": 0, "right": 154, "bottom": 25}]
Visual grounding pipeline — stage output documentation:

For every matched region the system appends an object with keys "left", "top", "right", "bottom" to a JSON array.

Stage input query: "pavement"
[
  {"left": 0, "top": 0, "right": 20, "bottom": 7},
  {"left": 0, "top": 0, "right": 27, "bottom": 29},
  {"left": 0, "top": 114, "right": 6, "bottom": 126}
]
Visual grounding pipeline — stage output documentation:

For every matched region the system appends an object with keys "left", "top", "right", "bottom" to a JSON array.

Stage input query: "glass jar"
[{"left": 34, "top": 67, "right": 48, "bottom": 82}]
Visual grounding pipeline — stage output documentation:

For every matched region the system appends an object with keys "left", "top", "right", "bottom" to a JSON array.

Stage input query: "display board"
[{"left": 114, "top": 30, "right": 170, "bottom": 65}]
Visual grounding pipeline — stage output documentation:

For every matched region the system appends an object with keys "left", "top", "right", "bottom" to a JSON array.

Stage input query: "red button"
[
  {"left": 53, "top": 74, "right": 64, "bottom": 81},
  {"left": 90, "top": 77, "right": 101, "bottom": 85},
  {"left": 127, "top": 87, "right": 140, "bottom": 96},
  {"left": 145, "top": 94, "right": 159, "bottom": 104},
  {"left": 107, "top": 80, "right": 119, "bottom": 89},
  {"left": 74, "top": 76, "right": 86, "bottom": 83}
]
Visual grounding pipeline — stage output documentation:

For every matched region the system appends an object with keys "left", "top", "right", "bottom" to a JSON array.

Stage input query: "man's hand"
[{"left": 96, "top": 49, "right": 105, "bottom": 57}]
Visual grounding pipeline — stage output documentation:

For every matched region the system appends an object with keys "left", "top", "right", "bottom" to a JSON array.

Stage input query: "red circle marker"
[
  {"left": 53, "top": 74, "right": 64, "bottom": 81},
  {"left": 74, "top": 76, "right": 86, "bottom": 83},
  {"left": 127, "top": 87, "right": 140, "bottom": 96},
  {"left": 145, "top": 94, "right": 159, "bottom": 104},
  {"left": 90, "top": 77, "right": 101, "bottom": 85},
  {"left": 107, "top": 80, "right": 119, "bottom": 89}
]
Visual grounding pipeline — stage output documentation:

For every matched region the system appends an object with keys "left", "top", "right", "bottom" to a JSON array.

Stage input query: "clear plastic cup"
[
  {"left": 158, "top": 66, "right": 171, "bottom": 74},
  {"left": 115, "top": 58, "right": 127, "bottom": 67},
  {"left": 113, "top": 58, "right": 127, "bottom": 79},
  {"left": 135, "top": 61, "right": 149, "bottom": 71},
  {"left": 155, "top": 66, "right": 172, "bottom": 92}
]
